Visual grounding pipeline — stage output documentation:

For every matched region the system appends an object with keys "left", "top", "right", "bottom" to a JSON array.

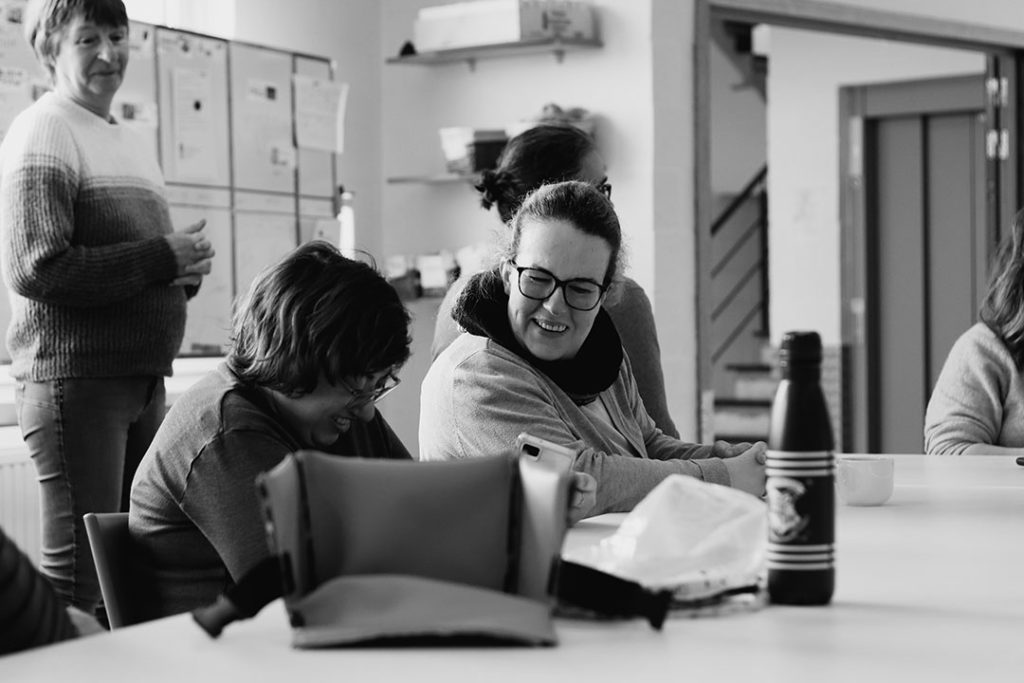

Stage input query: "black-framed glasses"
[
  {"left": 596, "top": 180, "right": 612, "bottom": 199},
  {"left": 337, "top": 373, "right": 401, "bottom": 408},
  {"left": 510, "top": 262, "right": 608, "bottom": 311}
]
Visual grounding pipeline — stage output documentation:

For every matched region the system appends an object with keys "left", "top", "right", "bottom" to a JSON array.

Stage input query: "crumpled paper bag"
[{"left": 562, "top": 475, "right": 767, "bottom": 599}]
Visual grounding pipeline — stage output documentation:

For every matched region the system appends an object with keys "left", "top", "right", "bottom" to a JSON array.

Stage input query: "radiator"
[{"left": 0, "top": 450, "right": 40, "bottom": 565}]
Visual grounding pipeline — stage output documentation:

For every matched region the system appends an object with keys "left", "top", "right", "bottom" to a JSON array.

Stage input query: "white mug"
[{"left": 836, "top": 456, "right": 894, "bottom": 506}]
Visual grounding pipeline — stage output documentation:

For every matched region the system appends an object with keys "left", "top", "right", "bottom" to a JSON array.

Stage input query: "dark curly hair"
[
  {"left": 981, "top": 209, "right": 1024, "bottom": 368},
  {"left": 228, "top": 241, "right": 412, "bottom": 397},
  {"left": 475, "top": 124, "right": 597, "bottom": 224}
]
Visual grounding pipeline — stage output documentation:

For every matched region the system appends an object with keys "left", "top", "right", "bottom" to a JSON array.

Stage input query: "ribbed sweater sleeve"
[{"left": 606, "top": 278, "right": 680, "bottom": 438}]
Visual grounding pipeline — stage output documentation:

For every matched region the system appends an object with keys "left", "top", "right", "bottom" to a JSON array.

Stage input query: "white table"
[{"left": 4, "top": 455, "right": 1024, "bottom": 681}]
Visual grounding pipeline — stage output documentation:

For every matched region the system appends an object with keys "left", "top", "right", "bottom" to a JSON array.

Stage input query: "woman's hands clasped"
[
  {"left": 166, "top": 219, "right": 214, "bottom": 287},
  {"left": 569, "top": 472, "right": 597, "bottom": 525},
  {"left": 716, "top": 440, "right": 767, "bottom": 498}
]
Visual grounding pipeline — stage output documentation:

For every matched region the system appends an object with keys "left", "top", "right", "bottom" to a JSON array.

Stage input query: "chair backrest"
[{"left": 83, "top": 512, "right": 151, "bottom": 628}]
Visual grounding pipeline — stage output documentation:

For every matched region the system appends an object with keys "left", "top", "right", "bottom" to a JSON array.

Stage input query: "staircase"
[
  {"left": 710, "top": 165, "right": 773, "bottom": 443},
  {"left": 707, "top": 17, "right": 773, "bottom": 443}
]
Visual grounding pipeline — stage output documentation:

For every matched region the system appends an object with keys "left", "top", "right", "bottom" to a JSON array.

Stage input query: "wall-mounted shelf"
[
  {"left": 386, "top": 36, "right": 602, "bottom": 70},
  {"left": 387, "top": 173, "right": 480, "bottom": 185}
]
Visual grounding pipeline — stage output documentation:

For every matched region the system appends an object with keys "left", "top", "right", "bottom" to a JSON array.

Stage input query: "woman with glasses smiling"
[
  {"left": 431, "top": 124, "right": 680, "bottom": 438},
  {"left": 420, "top": 182, "right": 766, "bottom": 515},
  {"left": 129, "top": 241, "right": 412, "bottom": 619}
]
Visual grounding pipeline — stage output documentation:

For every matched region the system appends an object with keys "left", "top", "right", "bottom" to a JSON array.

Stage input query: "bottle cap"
[{"left": 779, "top": 331, "right": 822, "bottom": 365}]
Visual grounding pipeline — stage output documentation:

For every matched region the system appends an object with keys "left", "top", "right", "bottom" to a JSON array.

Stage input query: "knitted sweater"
[
  {"left": 924, "top": 322, "right": 1024, "bottom": 454},
  {"left": 0, "top": 92, "right": 183, "bottom": 380}
]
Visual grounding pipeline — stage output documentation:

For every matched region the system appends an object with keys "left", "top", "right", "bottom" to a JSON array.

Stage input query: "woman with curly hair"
[{"left": 130, "top": 242, "right": 412, "bottom": 618}]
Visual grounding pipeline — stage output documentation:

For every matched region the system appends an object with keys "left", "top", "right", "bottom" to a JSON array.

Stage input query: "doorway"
[
  {"left": 695, "top": 0, "right": 1024, "bottom": 451},
  {"left": 841, "top": 74, "right": 994, "bottom": 453}
]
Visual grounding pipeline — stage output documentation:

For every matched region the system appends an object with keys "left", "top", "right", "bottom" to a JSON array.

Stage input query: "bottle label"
[{"left": 765, "top": 449, "right": 835, "bottom": 570}]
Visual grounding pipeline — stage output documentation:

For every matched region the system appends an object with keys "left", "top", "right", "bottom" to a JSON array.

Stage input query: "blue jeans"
[{"left": 16, "top": 376, "right": 166, "bottom": 611}]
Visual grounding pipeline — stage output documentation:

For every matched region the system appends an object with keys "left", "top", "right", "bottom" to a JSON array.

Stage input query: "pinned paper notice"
[
  {"left": 294, "top": 74, "right": 347, "bottom": 154},
  {"left": 172, "top": 66, "right": 217, "bottom": 183},
  {"left": 269, "top": 141, "right": 297, "bottom": 170},
  {"left": 130, "top": 24, "right": 153, "bottom": 54},
  {"left": 246, "top": 78, "right": 280, "bottom": 102},
  {"left": 115, "top": 99, "right": 157, "bottom": 127}
]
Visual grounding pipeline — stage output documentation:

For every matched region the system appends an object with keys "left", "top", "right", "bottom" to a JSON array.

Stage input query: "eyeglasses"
[
  {"left": 509, "top": 262, "right": 608, "bottom": 311},
  {"left": 337, "top": 373, "right": 401, "bottom": 408},
  {"left": 596, "top": 180, "right": 612, "bottom": 199}
]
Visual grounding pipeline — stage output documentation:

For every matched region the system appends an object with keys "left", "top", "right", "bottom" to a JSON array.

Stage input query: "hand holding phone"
[{"left": 516, "top": 432, "right": 576, "bottom": 473}]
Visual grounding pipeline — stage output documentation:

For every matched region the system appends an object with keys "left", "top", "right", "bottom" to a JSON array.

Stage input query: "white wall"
[
  {"left": 650, "top": 0, "right": 697, "bottom": 438},
  {"left": 123, "top": 0, "right": 236, "bottom": 37},
  {"left": 382, "top": 1, "right": 672, "bottom": 446},
  {"left": 710, "top": 31, "right": 767, "bottom": 195},
  {"left": 380, "top": 0, "right": 656, "bottom": 286},
  {"left": 766, "top": 29, "right": 983, "bottom": 346}
]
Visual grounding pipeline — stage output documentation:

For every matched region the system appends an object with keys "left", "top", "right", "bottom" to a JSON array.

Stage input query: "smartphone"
[{"left": 516, "top": 432, "right": 576, "bottom": 474}]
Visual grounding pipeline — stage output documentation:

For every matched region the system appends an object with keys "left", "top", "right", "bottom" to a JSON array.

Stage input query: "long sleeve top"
[
  {"left": 924, "top": 322, "right": 1024, "bottom": 454},
  {"left": 419, "top": 333, "right": 728, "bottom": 514},
  {"left": 129, "top": 364, "right": 412, "bottom": 618},
  {"left": 0, "top": 92, "right": 184, "bottom": 380},
  {"left": 0, "top": 524, "right": 77, "bottom": 655}
]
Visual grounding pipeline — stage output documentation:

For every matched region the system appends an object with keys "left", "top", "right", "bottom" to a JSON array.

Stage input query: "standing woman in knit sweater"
[{"left": 0, "top": 0, "right": 213, "bottom": 613}]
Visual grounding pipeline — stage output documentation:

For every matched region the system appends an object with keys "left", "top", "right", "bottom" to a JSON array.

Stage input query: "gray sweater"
[
  {"left": 924, "top": 323, "right": 1024, "bottom": 454},
  {"left": 130, "top": 364, "right": 411, "bottom": 617},
  {"left": 419, "top": 333, "right": 728, "bottom": 514}
]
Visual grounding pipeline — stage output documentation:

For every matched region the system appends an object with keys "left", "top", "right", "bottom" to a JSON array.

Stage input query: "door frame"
[
  {"left": 694, "top": 0, "right": 1024, "bottom": 445},
  {"left": 840, "top": 74, "right": 991, "bottom": 453}
]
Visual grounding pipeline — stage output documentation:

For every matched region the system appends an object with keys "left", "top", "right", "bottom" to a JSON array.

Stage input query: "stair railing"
[{"left": 710, "top": 164, "right": 768, "bottom": 365}]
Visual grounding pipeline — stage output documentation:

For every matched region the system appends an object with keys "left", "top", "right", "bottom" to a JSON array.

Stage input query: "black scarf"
[{"left": 453, "top": 269, "right": 623, "bottom": 405}]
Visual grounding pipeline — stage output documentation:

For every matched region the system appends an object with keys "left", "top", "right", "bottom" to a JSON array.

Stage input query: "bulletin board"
[
  {"left": 0, "top": 0, "right": 45, "bottom": 142},
  {"left": 0, "top": 1, "right": 43, "bottom": 363},
  {"left": 233, "top": 209, "right": 299, "bottom": 298},
  {"left": 167, "top": 186, "right": 234, "bottom": 355},
  {"left": 294, "top": 55, "right": 335, "bottom": 200},
  {"left": 111, "top": 21, "right": 158, "bottom": 162}
]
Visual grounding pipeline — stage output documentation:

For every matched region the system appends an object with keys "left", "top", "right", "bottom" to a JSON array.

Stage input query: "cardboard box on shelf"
[{"left": 413, "top": 0, "right": 596, "bottom": 53}]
